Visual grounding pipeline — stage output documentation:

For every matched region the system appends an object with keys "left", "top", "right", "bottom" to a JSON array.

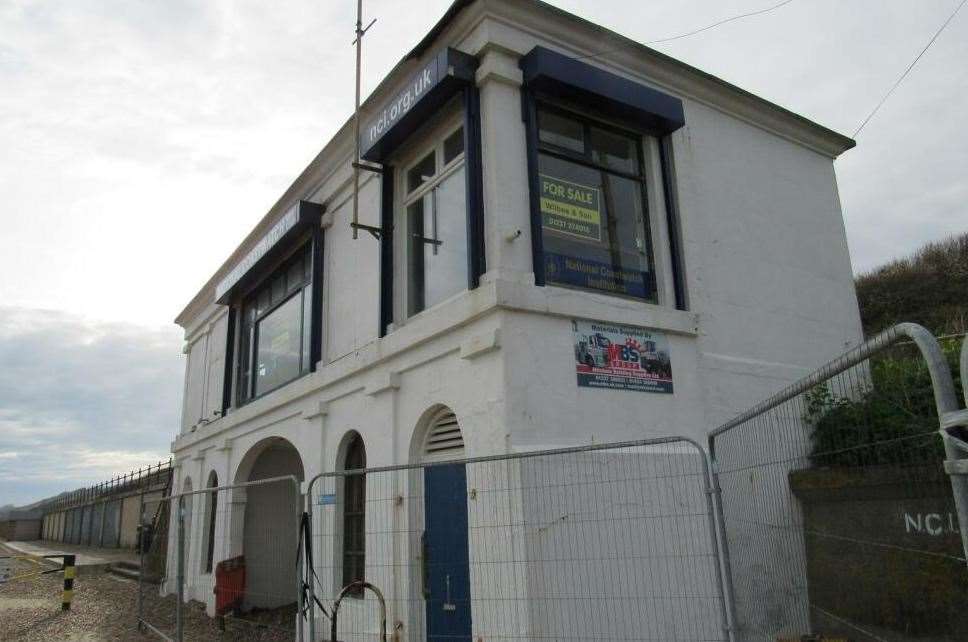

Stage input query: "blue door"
[{"left": 424, "top": 463, "right": 472, "bottom": 641}]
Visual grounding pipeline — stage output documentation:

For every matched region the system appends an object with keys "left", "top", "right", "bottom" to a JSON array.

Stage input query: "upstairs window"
[
  {"left": 535, "top": 106, "right": 657, "bottom": 302},
  {"left": 236, "top": 244, "right": 313, "bottom": 404},
  {"left": 405, "top": 125, "right": 467, "bottom": 316}
]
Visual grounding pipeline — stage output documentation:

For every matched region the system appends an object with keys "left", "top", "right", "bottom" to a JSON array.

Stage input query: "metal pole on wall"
[
  {"left": 351, "top": 0, "right": 363, "bottom": 239},
  {"left": 176, "top": 495, "right": 185, "bottom": 642}
]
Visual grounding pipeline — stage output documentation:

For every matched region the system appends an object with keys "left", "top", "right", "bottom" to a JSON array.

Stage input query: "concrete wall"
[{"left": 0, "top": 519, "right": 42, "bottom": 541}]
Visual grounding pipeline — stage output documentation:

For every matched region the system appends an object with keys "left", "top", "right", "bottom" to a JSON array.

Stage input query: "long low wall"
[
  {"left": 0, "top": 519, "right": 43, "bottom": 541},
  {"left": 41, "top": 489, "right": 165, "bottom": 549}
]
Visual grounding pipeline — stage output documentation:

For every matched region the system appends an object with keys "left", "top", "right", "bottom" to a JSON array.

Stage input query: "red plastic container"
[{"left": 214, "top": 556, "right": 245, "bottom": 616}]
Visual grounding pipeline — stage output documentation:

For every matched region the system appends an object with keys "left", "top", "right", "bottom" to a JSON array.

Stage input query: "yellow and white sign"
[{"left": 539, "top": 174, "right": 602, "bottom": 242}]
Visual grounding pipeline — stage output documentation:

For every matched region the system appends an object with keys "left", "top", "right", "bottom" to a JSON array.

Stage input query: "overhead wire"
[
  {"left": 573, "top": 0, "right": 797, "bottom": 61},
  {"left": 852, "top": 0, "right": 967, "bottom": 137}
]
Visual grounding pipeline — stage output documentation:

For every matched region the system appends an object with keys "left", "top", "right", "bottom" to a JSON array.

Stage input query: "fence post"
[
  {"left": 137, "top": 493, "right": 145, "bottom": 632},
  {"left": 307, "top": 477, "right": 317, "bottom": 642},
  {"left": 61, "top": 554, "right": 75, "bottom": 611},
  {"left": 295, "top": 479, "right": 305, "bottom": 642},
  {"left": 941, "top": 336, "right": 968, "bottom": 565},
  {"left": 176, "top": 494, "right": 185, "bottom": 642},
  {"left": 706, "top": 457, "right": 737, "bottom": 642}
]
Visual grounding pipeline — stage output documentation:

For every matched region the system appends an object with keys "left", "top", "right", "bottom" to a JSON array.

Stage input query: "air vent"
[{"left": 423, "top": 409, "right": 464, "bottom": 456}]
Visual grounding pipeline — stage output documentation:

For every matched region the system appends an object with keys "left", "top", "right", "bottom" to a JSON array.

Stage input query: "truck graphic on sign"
[{"left": 572, "top": 319, "right": 673, "bottom": 393}]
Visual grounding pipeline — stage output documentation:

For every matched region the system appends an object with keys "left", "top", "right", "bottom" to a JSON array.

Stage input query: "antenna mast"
[{"left": 351, "top": 0, "right": 377, "bottom": 240}]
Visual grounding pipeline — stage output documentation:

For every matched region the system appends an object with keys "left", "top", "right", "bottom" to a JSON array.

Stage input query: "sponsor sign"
[
  {"left": 545, "top": 253, "right": 651, "bottom": 299},
  {"left": 362, "top": 58, "right": 439, "bottom": 155},
  {"left": 573, "top": 319, "right": 673, "bottom": 393},
  {"left": 539, "top": 174, "right": 602, "bottom": 242}
]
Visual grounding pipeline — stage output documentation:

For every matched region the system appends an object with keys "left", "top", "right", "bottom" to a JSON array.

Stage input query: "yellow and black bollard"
[{"left": 61, "top": 554, "right": 75, "bottom": 611}]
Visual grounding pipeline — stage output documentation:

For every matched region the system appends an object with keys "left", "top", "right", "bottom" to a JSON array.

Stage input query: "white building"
[{"left": 168, "top": 0, "right": 861, "bottom": 639}]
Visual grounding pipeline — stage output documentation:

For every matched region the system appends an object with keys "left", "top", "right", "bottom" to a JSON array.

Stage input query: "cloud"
[{"left": 0, "top": 307, "right": 183, "bottom": 505}]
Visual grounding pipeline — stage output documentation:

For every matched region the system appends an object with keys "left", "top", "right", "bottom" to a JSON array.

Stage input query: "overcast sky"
[{"left": 1, "top": 0, "right": 965, "bottom": 505}]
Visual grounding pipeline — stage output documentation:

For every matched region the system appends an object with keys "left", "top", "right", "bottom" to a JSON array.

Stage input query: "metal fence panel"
[
  {"left": 709, "top": 325, "right": 967, "bottom": 641},
  {"left": 307, "top": 438, "right": 729, "bottom": 642},
  {"left": 138, "top": 475, "right": 303, "bottom": 642},
  {"left": 103, "top": 499, "right": 122, "bottom": 548}
]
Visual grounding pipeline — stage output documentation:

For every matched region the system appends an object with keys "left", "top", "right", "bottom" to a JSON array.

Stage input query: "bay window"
[
  {"left": 535, "top": 105, "right": 657, "bottom": 302},
  {"left": 236, "top": 244, "right": 314, "bottom": 404}
]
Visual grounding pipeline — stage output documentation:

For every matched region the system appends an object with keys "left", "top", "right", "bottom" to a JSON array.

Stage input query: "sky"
[{"left": 0, "top": 0, "right": 965, "bottom": 505}]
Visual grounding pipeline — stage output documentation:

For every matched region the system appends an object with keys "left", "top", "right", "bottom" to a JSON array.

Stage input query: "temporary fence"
[
  {"left": 305, "top": 437, "right": 732, "bottom": 642},
  {"left": 138, "top": 475, "right": 303, "bottom": 642},
  {"left": 131, "top": 322, "right": 968, "bottom": 641},
  {"left": 708, "top": 323, "right": 968, "bottom": 642}
]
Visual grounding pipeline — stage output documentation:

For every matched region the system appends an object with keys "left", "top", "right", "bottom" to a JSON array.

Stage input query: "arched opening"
[
  {"left": 202, "top": 471, "right": 219, "bottom": 574},
  {"left": 409, "top": 406, "right": 472, "bottom": 641},
  {"left": 338, "top": 432, "right": 366, "bottom": 595},
  {"left": 232, "top": 437, "right": 305, "bottom": 610}
]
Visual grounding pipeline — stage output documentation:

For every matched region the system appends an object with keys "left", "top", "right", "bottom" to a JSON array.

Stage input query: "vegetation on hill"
[
  {"left": 855, "top": 232, "right": 968, "bottom": 337},
  {"left": 807, "top": 232, "right": 966, "bottom": 467}
]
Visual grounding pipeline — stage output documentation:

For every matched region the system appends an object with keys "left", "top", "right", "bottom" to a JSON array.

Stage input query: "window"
[
  {"left": 342, "top": 434, "right": 366, "bottom": 594},
  {"left": 236, "top": 245, "right": 313, "bottom": 404},
  {"left": 405, "top": 126, "right": 467, "bottom": 316},
  {"left": 204, "top": 472, "right": 218, "bottom": 573},
  {"left": 535, "top": 106, "right": 656, "bottom": 301}
]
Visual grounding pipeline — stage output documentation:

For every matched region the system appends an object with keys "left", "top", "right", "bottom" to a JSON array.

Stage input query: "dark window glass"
[
  {"left": 342, "top": 435, "right": 366, "bottom": 595},
  {"left": 407, "top": 199, "right": 426, "bottom": 316},
  {"left": 538, "top": 109, "right": 584, "bottom": 153},
  {"left": 236, "top": 244, "right": 313, "bottom": 405},
  {"left": 407, "top": 152, "right": 436, "bottom": 193},
  {"left": 589, "top": 126, "right": 638, "bottom": 174},
  {"left": 536, "top": 107, "right": 655, "bottom": 301},
  {"left": 204, "top": 474, "right": 218, "bottom": 573},
  {"left": 443, "top": 127, "right": 464, "bottom": 165}
]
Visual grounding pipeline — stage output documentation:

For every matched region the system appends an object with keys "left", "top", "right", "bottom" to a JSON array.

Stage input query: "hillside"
[{"left": 855, "top": 232, "right": 968, "bottom": 337}]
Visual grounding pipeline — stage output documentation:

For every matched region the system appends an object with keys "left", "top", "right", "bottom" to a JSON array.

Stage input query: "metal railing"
[
  {"left": 306, "top": 436, "right": 733, "bottom": 642},
  {"left": 708, "top": 324, "right": 967, "bottom": 641}
]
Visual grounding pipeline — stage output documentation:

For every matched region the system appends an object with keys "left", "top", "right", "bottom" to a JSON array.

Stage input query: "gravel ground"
[{"left": 0, "top": 543, "right": 295, "bottom": 641}]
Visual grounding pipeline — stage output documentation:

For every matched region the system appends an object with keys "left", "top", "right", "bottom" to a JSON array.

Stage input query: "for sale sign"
[
  {"left": 573, "top": 319, "right": 673, "bottom": 393},
  {"left": 539, "top": 174, "right": 602, "bottom": 242}
]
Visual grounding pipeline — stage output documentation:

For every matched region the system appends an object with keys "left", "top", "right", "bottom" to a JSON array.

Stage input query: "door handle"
[{"left": 443, "top": 574, "right": 456, "bottom": 611}]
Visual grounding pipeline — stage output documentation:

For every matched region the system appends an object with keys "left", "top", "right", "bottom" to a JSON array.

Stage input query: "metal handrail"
[{"left": 330, "top": 580, "right": 387, "bottom": 642}]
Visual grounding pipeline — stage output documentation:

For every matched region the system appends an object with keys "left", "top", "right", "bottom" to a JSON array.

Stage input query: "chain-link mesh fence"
[
  {"left": 306, "top": 437, "right": 730, "bottom": 642},
  {"left": 709, "top": 325, "right": 967, "bottom": 642},
  {"left": 139, "top": 475, "right": 302, "bottom": 641}
]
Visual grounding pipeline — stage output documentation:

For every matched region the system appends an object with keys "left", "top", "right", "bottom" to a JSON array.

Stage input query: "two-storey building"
[{"left": 168, "top": 0, "right": 862, "bottom": 637}]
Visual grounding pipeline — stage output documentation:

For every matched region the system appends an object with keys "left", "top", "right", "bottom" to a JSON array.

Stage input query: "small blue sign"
[{"left": 318, "top": 494, "right": 337, "bottom": 506}]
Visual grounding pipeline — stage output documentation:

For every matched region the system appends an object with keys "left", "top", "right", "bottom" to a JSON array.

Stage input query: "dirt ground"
[{"left": 0, "top": 543, "right": 295, "bottom": 641}]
